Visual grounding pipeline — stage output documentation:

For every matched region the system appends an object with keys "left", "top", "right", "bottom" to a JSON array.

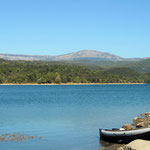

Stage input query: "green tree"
[
  {"left": 55, "top": 72, "right": 61, "bottom": 83},
  {"left": 45, "top": 72, "right": 56, "bottom": 83}
]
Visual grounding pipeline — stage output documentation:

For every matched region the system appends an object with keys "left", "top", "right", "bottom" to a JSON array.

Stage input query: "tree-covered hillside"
[
  {"left": 105, "top": 67, "right": 141, "bottom": 77},
  {"left": 0, "top": 59, "right": 145, "bottom": 84},
  {"left": 67, "top": 59, "right": 150, "bottom": 73}
]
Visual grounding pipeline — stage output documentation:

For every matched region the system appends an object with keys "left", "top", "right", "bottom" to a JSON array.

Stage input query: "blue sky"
[{"left": 0, "top": 0, "right": 150, "bottom": 58}]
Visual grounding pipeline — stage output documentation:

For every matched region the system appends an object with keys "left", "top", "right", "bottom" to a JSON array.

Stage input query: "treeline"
[
  {"left": 70, "top": 59, "right": 150, "bottom": 73},
  {"left": 0, "top": 60, "right": 147, "bottom": 84}
]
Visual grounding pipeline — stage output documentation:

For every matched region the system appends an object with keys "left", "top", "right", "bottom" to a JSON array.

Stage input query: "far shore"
[{"left": 0, "top": 83, "right": 146, "bottom": 85}]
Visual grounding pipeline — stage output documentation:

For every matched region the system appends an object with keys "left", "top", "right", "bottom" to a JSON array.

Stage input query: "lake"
[{"left": 0, "top": 84, "right": 150, "bottom": 150}]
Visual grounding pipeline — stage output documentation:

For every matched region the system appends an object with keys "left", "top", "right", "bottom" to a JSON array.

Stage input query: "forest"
[{"left": 0, "top": 58, "right": 149, "bottom": 84}]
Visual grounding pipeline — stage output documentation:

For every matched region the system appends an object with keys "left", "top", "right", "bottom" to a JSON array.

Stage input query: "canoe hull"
[{"left": 99, "top": 128, "right": 150, "bottom": 142}]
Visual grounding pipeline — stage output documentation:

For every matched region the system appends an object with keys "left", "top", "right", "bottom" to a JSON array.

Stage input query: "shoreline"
[
  {"left": 100, "top": 112, "right": 150, "bottom": 150},
  {"left": 0, "top": 83, "right": 146, "bottom": 85}
]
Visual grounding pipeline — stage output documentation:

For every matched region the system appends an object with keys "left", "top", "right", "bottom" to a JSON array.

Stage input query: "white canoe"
[{"left": 99, "top": 128, "right": 150, "bottom": 142}]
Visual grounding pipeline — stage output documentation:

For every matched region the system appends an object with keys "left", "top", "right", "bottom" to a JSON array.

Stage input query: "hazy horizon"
[{"left": 0, "top": 49, "right": 150, "bottom": 59}]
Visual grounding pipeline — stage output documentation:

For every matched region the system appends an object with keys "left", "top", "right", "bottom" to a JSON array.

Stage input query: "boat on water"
[{"left": 99, "top": 127, "right": 150, "bottom": 142}]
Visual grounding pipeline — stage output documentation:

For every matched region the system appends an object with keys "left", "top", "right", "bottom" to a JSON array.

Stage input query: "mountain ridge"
[
  {"left": 0, "top": 50, "right": 148, "bottom": 61},
  {"left": 52, "top": 50, "right": 123, "bottom": 61}
]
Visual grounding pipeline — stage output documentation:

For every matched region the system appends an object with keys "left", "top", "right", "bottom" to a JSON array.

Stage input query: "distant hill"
[
  {"left": 1, "top": 50, "right": 150, "bottom": 73},
  {"left": 0, "top": 58, "right": 5, "bottom": 63},
  {"left": 52, "top": 50, "right": 124, "bottom": 61},
  {"left": 0, "top": 50, "right": 125, "bottom": 61},
  {"left": 0, "top": 50, "right": 149, "bottom": 61},
  {"left": 0, "top": 53, "right": 53, "bottom": 61}
]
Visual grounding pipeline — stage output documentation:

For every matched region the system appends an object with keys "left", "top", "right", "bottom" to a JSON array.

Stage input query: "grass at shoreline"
[{"left": 0, "top": 83, "right": 146, "bottom": 85}]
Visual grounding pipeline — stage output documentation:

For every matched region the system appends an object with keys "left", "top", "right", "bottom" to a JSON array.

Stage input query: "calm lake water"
[{"left": 0, "top": 84, "right": 150, "bottom": 150}]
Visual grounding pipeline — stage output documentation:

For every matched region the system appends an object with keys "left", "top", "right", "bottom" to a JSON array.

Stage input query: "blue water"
[{"left": 0, "top": 85, "right": 150, "bottom": 150}]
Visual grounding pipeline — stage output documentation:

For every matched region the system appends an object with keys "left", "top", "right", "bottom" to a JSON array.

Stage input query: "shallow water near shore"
[{"left": 0, "top": 84, "right": 150, "bottom": 150}]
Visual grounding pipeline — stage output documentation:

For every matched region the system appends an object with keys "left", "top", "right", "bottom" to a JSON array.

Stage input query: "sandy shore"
[{"left": 0, "top": 83, "right": 145, "bottom": 85}]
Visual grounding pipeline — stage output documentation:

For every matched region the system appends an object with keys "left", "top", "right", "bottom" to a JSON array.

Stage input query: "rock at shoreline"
[
  {"left": 132, "top": 112, "right": 150, "bottom": 128},
  {"left": 117, "top": 139, "right": 150, "bottom": 150},
  {"left": 136, "top": 122, "right": 145, "bottom": 128},
  {"left": 145, "top": 112, "right": 150, "bottom": 116},
  {"left": 100, "top": 140, "right": 150, "bottom": 150},
  {"left": 133, "top": 117, "right": 143, "bottom": 124},
  {"left": 99, "top": 144, "right": 125, "bottom": 150},
  {"left": 122, "top": 124, "right": 132, "bottom": 130}
]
